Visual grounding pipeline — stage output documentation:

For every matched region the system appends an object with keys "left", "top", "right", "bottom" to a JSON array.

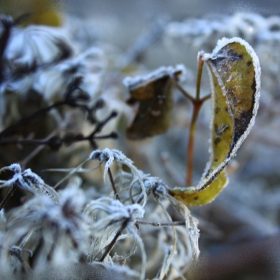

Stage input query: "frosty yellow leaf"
[
  {"left": 169, "top": 37, "right": 261, "bottom": 206},
  {"left": 124, "top": 65, "right": 185, "bottom": 139}
]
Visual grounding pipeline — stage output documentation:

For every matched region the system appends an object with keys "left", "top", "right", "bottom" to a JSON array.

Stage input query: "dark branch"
[
  {"left": 0, "top": 77, "right": 105, "bottom": 139},
  {"left": 0, "top": 113, "right": 118, "bottom": 151}
]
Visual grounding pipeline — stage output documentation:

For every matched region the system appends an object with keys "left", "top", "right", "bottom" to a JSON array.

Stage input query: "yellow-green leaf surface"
[
  {"left": 124, "top": 65, "right": 185, "bottom": 139},
  {"left": 0, "top": 0, "right": 62, "bottom": 26},
  {"left": 169, "top": 37, "right": 261, "bottom": 206}
]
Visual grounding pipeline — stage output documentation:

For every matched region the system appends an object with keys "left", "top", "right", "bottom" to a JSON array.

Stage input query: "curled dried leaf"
[
  {"left": 170, "top": 37, "right": 261, "bottom": 205},
  {"left": 124, "top": 65, "right": 186, "bottom": 139}
]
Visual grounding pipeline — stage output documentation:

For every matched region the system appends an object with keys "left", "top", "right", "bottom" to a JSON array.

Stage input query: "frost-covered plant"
[
  {"left": 0, "top": 11, "right": 263, "bottom": 280},
  {"left": 0, "top": 149, "right": 200, "bottom": 279}
]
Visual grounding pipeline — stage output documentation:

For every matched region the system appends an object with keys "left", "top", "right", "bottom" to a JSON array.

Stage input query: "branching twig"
[
  {"left": 173, "top": 54, "right": 211, "bottom": 186},
  {"left": 0, "top": 129, "right": 118, "bottom": 151},
  {"left": 0, "top": 77, "right": 118, "bottom": 150},
  {"left": 0, "top": 77, "right": 94, "bottom": 139}
]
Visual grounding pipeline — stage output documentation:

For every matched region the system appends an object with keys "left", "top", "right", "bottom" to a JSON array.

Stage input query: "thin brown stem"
[
  {"left": 186, "top": 94, "right": 211, "bottom": 186},
  {"left": 201, "top": 93, "right": 211, "bottom": 102},
  {"left": 136, "top": 220, "right": 186, "bottom": 227},
  {"left": 99, "top": 219, "right": 128, "bottom": 262},
  {"left": 185, "top": 54, "right": 209, "bottom": 186},
  {"left": 172, "top": 78, "right": 195, "bottom": 102},
  {"left": 174, "top": 54, "right": 209, "bottom": 187},
  {"left": 108, "top": 167, "right": 120, "bottom": 200},
  {"left": 196, "top": 53, "right": 204, "bottom": 100},
  {"left": 186, "top": 101, "right": 202, "bottom": 186}
]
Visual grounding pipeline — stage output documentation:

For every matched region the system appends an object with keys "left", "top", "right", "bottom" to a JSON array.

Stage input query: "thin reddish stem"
[
  {"left": 171, "top": 54, "right": 211, "bottom": 187},
  {"left": 186, "top": 101, "right": 203, "bottom": 186},
  {"left": 186, "top": 54, "right": 206, "bottom": 186}
]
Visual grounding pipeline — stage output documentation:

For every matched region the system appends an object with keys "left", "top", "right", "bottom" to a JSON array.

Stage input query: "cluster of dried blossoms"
[
  {"left": 0, "top": 149, "right": 199, "bottom": 279},
  {"left": 0, "top": 15, "right": 199, "bottom": 280}
]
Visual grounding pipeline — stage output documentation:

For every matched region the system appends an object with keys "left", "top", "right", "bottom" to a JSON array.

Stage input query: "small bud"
[
  {"left": 110, "top": 111, "right": 118, "bottom": 118},
  {"left": 110, "top": 132, "right": 118, "bottom": 139},
  {"left": 48, "top": 136, "right": 63, "bottom": 151}
]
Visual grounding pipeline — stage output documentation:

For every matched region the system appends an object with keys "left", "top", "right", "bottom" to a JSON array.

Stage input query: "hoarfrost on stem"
[{"left": 0, "top": 164, "right": 58, "bottom": 201}]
